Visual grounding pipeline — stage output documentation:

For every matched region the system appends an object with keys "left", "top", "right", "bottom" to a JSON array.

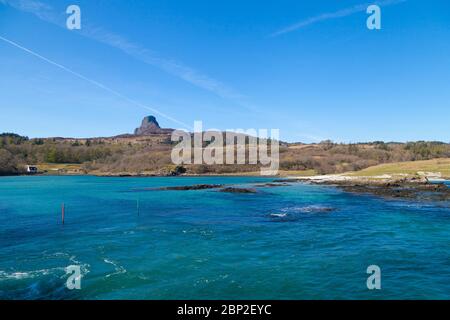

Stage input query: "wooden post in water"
[
  {"left": 61, "top": 203, "right": 65, "bottom": 225},
  {"left": 137, "top": 198, "right": 140, "bottom": 216}
]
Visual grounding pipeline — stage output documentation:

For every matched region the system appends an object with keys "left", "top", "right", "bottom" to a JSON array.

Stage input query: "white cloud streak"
[
  {"left": 0, "top": 34, "right": 193, "bottom": 130},
  {"left": 270, "top": 0, "right": 407, "bottom": 37},
  {"left": 1, "top": 0, "right": 247, "bottom": 106},
  {"left": 84, "top": 26, "right": 246, "bottom": 102}
]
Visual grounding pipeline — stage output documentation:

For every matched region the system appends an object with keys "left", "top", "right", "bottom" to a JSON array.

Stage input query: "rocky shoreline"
[
  {"left": 290, "top": 175, "right": 450, "bottom": 202},
  {"left": 10, "top": 170, "right": 450, "bottom": 202},
  {"left": 144, "top": 184, "right": 258, "bottom": 193},
  {"left": 139, "top": 175, "right": 450, "bottom": 202}
]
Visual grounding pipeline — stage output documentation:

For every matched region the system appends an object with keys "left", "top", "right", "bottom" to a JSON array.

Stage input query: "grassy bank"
[
  {"left": 349, "top": 158, "right": 450, "bottom": 178},
  {"left": 16, "top": 160, "right": 450, "bottom": 180}
]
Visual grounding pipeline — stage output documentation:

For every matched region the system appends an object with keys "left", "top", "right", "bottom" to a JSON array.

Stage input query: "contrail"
[
  {"left": 270, "top": 0, "right": 407, "bottom": 37},
  {"left": 1, "top": 0, "right": 250, "bottom": 111},
  {"left": 0, "top": 35, "right": 193, "bottom": 130}
]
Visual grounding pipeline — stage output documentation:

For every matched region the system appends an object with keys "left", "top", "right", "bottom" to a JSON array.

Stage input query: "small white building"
[{"left": 26, "top": 165, "right": 38, "bottom": 174}]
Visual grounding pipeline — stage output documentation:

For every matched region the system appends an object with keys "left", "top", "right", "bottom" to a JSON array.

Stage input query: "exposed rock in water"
[
  {"left": 219, "top": 187, "right": 257, "bottom": 193},
  {"left": 296, "top": 205, "right": 335, "bottom": 213},
  {"left": 254, "top": 182, "right": 290, "bottom": 187},
  {"left": 157, "top": 184, "right": 223, "bottom": 191},
  {"left": 272, "top": 179, "right": 302, "bottom": 183},
  {"left": 134, "top": 116, "right": 174, "bottom": 135},
  {"left": 316, "top": 178, "right": 450, "bottom": 202}
]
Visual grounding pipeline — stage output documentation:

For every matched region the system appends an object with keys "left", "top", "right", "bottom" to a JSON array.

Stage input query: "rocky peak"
[{"left": 134, "top": 116, "right": 173, "bottom": 135}]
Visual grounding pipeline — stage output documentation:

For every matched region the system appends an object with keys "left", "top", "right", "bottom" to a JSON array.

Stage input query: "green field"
[
  {"left": 37, "top": 163, "right": 84, "bottom": 174},
  {"left": 350, "top": 158, "right": 450, "bottom": 178}
]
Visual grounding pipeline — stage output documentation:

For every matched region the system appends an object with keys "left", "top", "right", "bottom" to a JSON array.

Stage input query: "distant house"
[{"left": 26, "top": 165, "right": 38, "bottom": 174}]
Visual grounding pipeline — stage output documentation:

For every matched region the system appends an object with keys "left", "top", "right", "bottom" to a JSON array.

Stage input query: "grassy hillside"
[
  {"left": 1, "top": 132, "right": 450, "bottom": 176},
  {"left": 350, "top": 158, "right": 450, "bottom": 178}
]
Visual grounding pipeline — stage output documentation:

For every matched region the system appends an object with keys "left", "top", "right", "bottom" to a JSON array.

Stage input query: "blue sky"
[{"left": 0, "top": 0, "right": 449, "bottom": 142}]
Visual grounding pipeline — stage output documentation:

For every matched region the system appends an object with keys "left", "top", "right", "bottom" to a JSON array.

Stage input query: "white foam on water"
[
  {"left": 0, "top": 267, "right": 63, "bottom": 281},
  {"left": 103, "top": 258, "right": 127, "bottom": 278},
  {"left": 270, "top": 213, "right": 287, "bottom": 217},
  {"left": 281, "top": 205, "right": 335, "bottom": 213}
]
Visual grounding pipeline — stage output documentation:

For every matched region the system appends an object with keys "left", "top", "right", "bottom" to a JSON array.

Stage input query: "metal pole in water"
[{"left": 61, "top": 203, "right": 65, "bottom": 224}]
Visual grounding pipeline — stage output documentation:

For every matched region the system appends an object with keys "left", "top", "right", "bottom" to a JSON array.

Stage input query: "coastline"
[
  {"left": 5, "top": 171, "right": 449, "bottom": 203},
  {"left": 284, "top": 174, "right": 450, "bottom": 202},
  {"left": 1, "top": 169, "right": 312, "bottom": 178}
]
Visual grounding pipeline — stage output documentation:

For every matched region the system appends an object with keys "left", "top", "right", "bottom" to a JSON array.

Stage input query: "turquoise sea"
[{"left": 0, "top": 176, "right": 449, "bottom": 299}]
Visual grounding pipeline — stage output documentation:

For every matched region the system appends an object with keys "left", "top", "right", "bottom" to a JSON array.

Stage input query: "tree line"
[{"left": 1, "top": 133, "right": 450, "bottom": 176}]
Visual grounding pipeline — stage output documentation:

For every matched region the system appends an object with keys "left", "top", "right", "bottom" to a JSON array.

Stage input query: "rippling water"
[{"left": 0, "top": 176, "right": 449, "bottom": 299}]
